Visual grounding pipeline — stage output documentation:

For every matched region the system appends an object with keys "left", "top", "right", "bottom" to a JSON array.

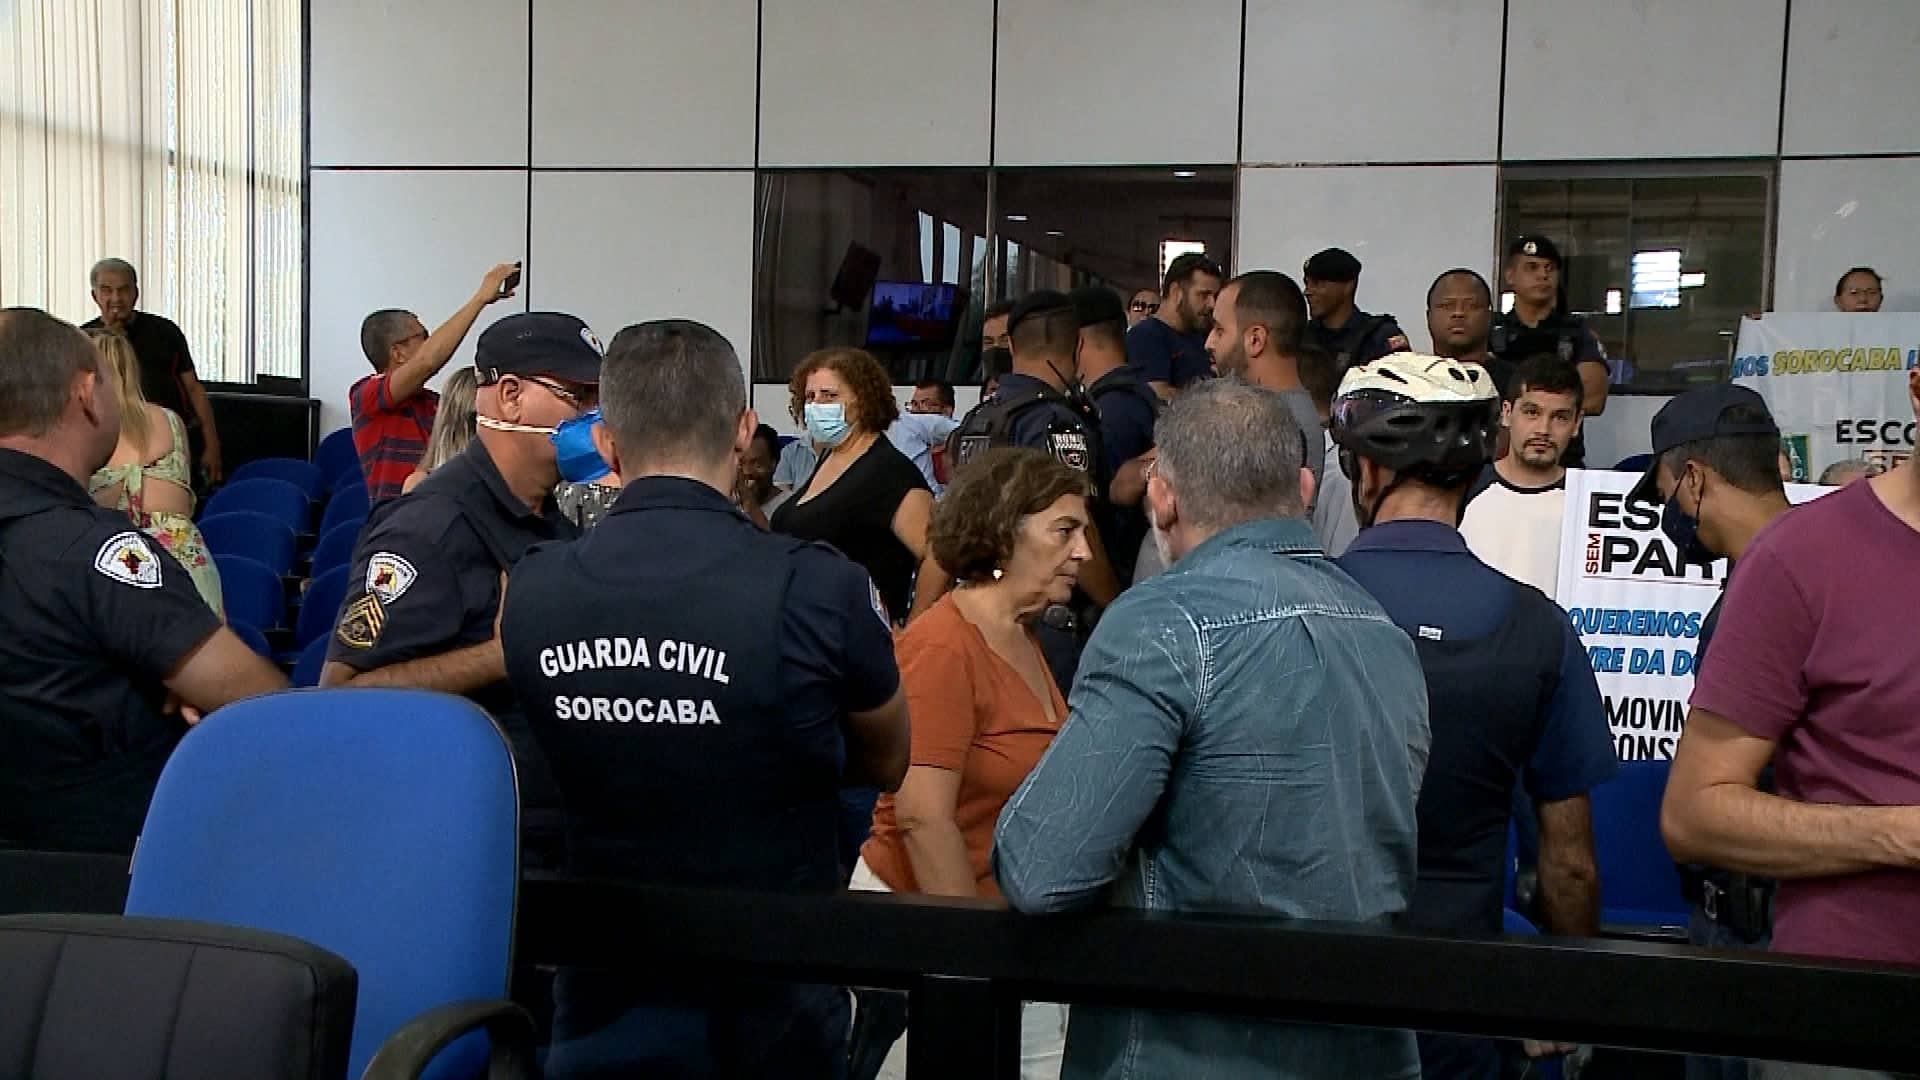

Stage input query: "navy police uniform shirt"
[
  {"left": 1307, "top": 308, "right": 1411, "bottom": 375},
  {"left": 327, "top": 439, "right": 576, "bottom": 821},
  {"left": 1337, "top": 521, "right": 1617, "bottom": 918},
  {"left": 1086, "top": 367, "right": 1158, "bottom": 582},
  {"left": 990, "top": 373, "right": 1103, "bottom": 480},
  {"left": 501, "top": 476, "right": 898, "bottom": 1077},
  {"left": 1124, "top": 317, "right": 1212, "bottom": 389},
  {"left": 0, "top": 448, "right": 221, "bottom": 853}
]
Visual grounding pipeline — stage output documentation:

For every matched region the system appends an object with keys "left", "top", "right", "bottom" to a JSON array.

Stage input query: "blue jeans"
[{"left": 1685, "top": 903, "right": 1771, "bottom": 1080}]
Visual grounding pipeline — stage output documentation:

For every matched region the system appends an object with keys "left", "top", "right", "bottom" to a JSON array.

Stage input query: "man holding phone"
[{"left": 351, "top": 262, "right": 521, "bottom": 501}]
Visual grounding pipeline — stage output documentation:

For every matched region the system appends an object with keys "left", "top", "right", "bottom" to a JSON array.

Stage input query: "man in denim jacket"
[{"left": 994, "top": 378, "right": 1431, "bottom": 1079}]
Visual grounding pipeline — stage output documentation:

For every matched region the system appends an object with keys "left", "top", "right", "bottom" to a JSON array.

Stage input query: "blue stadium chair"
[
  {"left": 197, "top": 512, "right": 299, "bottom": 576},
  {"left": 124, "top": 690, "right": 534, "bottom": 1078},
  {"left": 290, "top": 637, "right": 329, "bottom": 688},
  {"left": 308, "top": 519, "right": 363, "bottom": 579},
  {"left": 314, "top": 428, "right": 358, "bottom": 489},
  {"left": 229, "top": 620, "right": 272, "bottom": 659},
  {"left": 329, "top": 459, "right": 366, "bottom": 499},
  {"left": 319, "top": 483, "right": 371, "bottom": 539},
  {"left": 203, "top": 478, "right": 311, "bottom": 536},
  {"left": 215, "top": 554, "right": 287, "bottom": 632},
  {"left": 296, "top": 566, "right": 351, "bottom": 649},
  {"left": 1590, "top": 760, "right": 1689, "bottom": 931},
  {"left": 229, "top": 457, "right": 326, "bottom": 501}
]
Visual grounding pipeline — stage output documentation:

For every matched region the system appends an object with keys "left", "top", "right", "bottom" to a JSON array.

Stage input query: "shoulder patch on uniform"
[
  {"left": 336, "top": 593, "right": 388, "bottom": 650},
  {"left": 868, "top": 579, "right": 892, "bottom": 629},
  {"left": 366, "top": 552, "right": 417, "bottom": 604},
  {"left": 93, "top": 532, "right": 162, "bottom": 589},
  {"left": 1386, "top": 333, "right": 1410, "bottom": 351}
]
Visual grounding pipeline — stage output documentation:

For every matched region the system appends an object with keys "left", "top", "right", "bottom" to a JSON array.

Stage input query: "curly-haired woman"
[
  {"left": 848, "top": 447, "right": 1092, "bottom": 1079},
  {"left": 771, "top": 347, "right": 936, "bottom": 625}
]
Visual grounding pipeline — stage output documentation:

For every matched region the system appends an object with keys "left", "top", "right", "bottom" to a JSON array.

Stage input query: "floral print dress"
[{"left": 90, "top": 409, "right": 224, "bottom": 616}]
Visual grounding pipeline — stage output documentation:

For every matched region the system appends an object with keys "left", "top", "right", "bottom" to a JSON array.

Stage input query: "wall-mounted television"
[{"left": 865, "top": 281, "right": 969, "bottom": 349}]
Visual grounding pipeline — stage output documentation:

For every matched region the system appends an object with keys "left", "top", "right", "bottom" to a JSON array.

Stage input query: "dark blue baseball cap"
[
  {"left": 475, "top": 312, "right": 604, "bottom": 386},
  {"left": 1628, "top": 384, "right": 1778, "bottom": 504}
]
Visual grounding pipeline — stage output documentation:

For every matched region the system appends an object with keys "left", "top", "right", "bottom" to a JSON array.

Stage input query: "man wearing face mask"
[
  {"left": 1332, "top": 354, "right": 1614, "bottom": 1080},
  {"left": 322, "top": 311, "right": 603, "bottom": 871},
  {"left": 1626, "top": 388, "right": 1792, "bottom": 1051},
  {"left": 939, "top": 291, "right": 1120, "bottom": 689}
]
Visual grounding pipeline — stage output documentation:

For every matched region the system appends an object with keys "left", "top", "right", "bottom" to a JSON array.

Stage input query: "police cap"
[
  {"left": 1068, "top": 286, "right": 1127, "bottom": 330},
  {"left": 1302, "top": 247, "right": 1362, "bottom": 283},
  {"left": 1507, "top": 234, "right": 1564, "bottom": 269},
  {"left": 475, "top": 311, "right": 605, "bottom": 386},
  {"left": 1627, "top": 384, "right": 1779, "bottom": 504},
  {"left": 1008, "top": 290, "right": 1074, "bottom": 335}
]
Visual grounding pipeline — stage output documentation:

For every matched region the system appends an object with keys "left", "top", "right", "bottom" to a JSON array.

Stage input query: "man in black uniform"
[
  {"left": 1628, "top": 387, "right": 1790, "bottom": 1080},
  {"left": 1302, "top": 247, "right": 1411, "bottom": 377},
  {"left": 942, "top": 291, "right": 1121, "bottom": 689},
  {"left": 0, "top": 308, "right": 285, "bottom": 853},
  {"left": 500, "top": 319, "right": 908, "bottom": 1078},
  {"left": 1493, "top": 235, "right": 1610, "bottom": 467},
  {"left": 1069, "top": 285, "right": 1159, "bottom": 584},
  {"left": 321, "top": 311, "right": 603, "bottom": 869}
]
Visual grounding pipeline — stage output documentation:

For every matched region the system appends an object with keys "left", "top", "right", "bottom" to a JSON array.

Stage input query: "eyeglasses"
[{"left": 525, "top": 376, "right": 597, "bottom": 411}]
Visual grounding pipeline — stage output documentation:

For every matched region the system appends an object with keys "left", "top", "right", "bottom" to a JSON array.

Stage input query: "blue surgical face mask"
[
  {"left": 804, "top": 402, "right": 851, "bottom": 447},
  {"left": 551, "top": 408, "right": 611, "bottom": 484}
]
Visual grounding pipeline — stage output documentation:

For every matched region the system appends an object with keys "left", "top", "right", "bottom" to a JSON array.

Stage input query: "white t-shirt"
[{"left": 1458, "top": 468, "right": 1566, "bottom": 596}]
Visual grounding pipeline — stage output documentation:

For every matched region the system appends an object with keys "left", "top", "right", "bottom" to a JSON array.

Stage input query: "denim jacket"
[{"left": 993, "top": 517, "right": 1431, "bottom": 1079}]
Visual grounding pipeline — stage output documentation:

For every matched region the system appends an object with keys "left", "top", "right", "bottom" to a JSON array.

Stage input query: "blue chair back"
[
  {"left": 297, "top": 566, "right": 352, "bottom": 649},
  {"left": 214, "top": 554, "right": 287, "bottom": 631},
  {"left": 204, "top": 478, "right": 310, "bottom": 535},
  {"left": 308, "top": 519, "right": 363, "bottom": 579},
  {"left": 196, "top": 511, "right": 299, "bottom": 576},
  {"left": 228, "top": 620, "right": 272, "bottom": 658},
  {"left": 314, "top": 428, "right": 359, "bottom": 489},
  {"left": 125, "top": 690, "right": 520, "bottom": 1079},
  {"left": 229, "top": 457, "right": 326, "bottom": 501},
  {"left": 329, "top": 460, "right": 366, "bottom": 498},
  {"left": 320, "top": 483, "right": 371, "bottom": 538},
  {"left": 290, "top": 637, "right": 329, "bottom": 688},
  {"left": 1590, "top": 760, "right": 1688, "bottom": 928}
]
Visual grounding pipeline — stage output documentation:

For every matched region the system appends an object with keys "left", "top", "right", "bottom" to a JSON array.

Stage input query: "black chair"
[{"left": 0, "top": 912, "right": 356, "bottom": 1080}]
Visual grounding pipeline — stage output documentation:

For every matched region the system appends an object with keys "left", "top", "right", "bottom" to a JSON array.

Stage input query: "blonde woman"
[
  {"left": 87, "top": 331, "right": 223, "bottom": 615},
  {"left": 401, "top": 367, "right": 478, "bottom": 494}
]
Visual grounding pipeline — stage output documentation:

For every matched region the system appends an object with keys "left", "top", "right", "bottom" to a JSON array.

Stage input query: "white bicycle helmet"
[{"left": 1331, "top": 354, "right": 1500, "bottom": 474}]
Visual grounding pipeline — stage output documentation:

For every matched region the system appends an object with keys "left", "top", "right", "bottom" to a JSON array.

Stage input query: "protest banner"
[
  {"left": 1555, "top": 469, "right": 1827, "bottom": 762},
  {"left": 1732, "top": 313, "right": 1919, "bottom": 481}
]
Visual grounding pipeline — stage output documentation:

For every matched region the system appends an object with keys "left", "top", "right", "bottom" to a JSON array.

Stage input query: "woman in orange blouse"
[{"left": 849, "top": 447, "right": 1090, "bottom": 1080}]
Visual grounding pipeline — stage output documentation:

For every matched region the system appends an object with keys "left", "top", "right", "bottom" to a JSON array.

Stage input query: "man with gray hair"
[
  {"left": 994, "top": 377, "right": 1431, "bottom": 1079},
  {"left": 500, "top": 319, "right": 907, "bottom": 1079},
  {"left": 82, "top": 257, "right": 225, "bottom": 485}
]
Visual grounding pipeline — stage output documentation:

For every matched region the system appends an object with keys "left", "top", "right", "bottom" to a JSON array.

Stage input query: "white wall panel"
[
  {"left": 533, "top": 0, "right": 756, "bottom": 167},
  {"left": 995, "top": 0, "right": 1240, "bottom": 166},
  {"left": 1236, "top": 165, "right": 1498, "bottom": 348},
  {"left": 311, "top": 0, "right": 530, "bottom": 167},
  {"left": 1242, "top": 0, "right": 1503, "bottom": 164},
  {"left": 1775, "top": 157, "right": 1920, "bottom": 312},
  {"left": 1502, "top": 0, "right": 1786, "bottom": 160},
  {"left": 758, "top": 0, "right": 993, "bottom": 166},
  {"left": 529, "top": 171, "right": 755, "bottom": 376},
  {"left": 308, "top": 171, "right": 530, "bottom": 434},
  {"left": 1782, "top": 0, "right": 1920, "bottom": 157}
]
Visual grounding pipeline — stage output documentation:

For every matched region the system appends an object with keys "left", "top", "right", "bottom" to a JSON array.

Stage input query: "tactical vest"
[{"left": 948, "top": 382, "right": 1107, "bottom": 491}]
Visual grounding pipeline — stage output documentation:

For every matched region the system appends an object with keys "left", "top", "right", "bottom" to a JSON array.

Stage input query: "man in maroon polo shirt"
[
  {"left": 1663, "top": 369, "right": 1920, "bottom": 1005},
  {"left": 351, "top": 262, "right": 520, "bottom": 501}
]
